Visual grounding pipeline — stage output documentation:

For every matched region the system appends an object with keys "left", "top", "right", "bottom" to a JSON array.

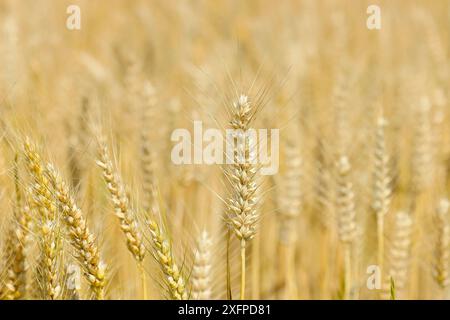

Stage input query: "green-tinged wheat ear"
[
  {"left": 46, "top": 163, "right": 107, "bottom": 300},
  {"left": 96, "top": 140, "right": 146, "bottom": 262},
  {"left": 192, "top": 230, "right": 212, "bottom": 300},
  {"left": 148, "top": 219, "right": 188, "bottom": 300}
]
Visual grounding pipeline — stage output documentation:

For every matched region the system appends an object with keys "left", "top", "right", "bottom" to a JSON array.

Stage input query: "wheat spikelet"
[
  {"left": 96, "top": 140, "right": 145, "bottom": 262},
  {"left": 433, "top": 198, "right": 450, "bottom": 288},
  {"left": 46, "top": 163, "right": 107, "bottom": 299},
  {"left": 192, "top": 230, "right": 212, "bottom": 300},
  {"left": 148, "top": 219, "right": 188, "bottom": 300}
]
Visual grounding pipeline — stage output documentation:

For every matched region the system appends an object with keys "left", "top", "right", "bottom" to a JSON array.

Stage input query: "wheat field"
[{"left": 0, "top": 0, "right": 449, "bottom": 300}]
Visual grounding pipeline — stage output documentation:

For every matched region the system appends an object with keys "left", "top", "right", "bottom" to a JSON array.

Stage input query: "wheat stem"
[
  {"left": 138, "top": 263, "right": 148, "bottom": 300},
  {"left": 240, "top": 241, "right": 246, "bottom": 300}
]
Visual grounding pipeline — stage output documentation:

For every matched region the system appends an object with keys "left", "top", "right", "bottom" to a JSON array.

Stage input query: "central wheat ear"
[{"left": 224, "top": 94, "right": 261, "bottom": 300}]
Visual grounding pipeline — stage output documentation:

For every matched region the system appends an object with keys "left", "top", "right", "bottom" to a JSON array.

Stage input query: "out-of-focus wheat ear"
[
  {"left": 335, "top": 156, "right": 357, "bottom": 300},
  {"left": 372, "top": 117, "right": 392, "bottom": 278},
  {"left": 140, "top": 81, "right": 158, "bottom": 214},
  {"left": 278, "top": 139, "right": 302, "bottom": 244},
  {"left": 67, "top": 96, "right": 90, "bottom": 190},
  {"left": 411, "top": 97, "right": 434, "bottom": 193},
  {"left": 225, "top": 94, "right": 260, "bottom": 300},
  {"left": 277, "top": 138, "right": 302, "bottom": 299},
  {"left": 148, "top": 219, "right": 188, "bottom": 300},
  {"left": 386, "top": 211, "right": 413, "bottom": 298},
  {"left": 433, "top": 198, "right": 450, "bottom": 293},
  {"left": 315, "top": 138, "right": 334, "bottom": 231},
  {"left": 192, "top": 230, "right": 212, "bottom": 300},
  {"left": 96, "top": 139, "right": 146, "bottom": 263},
  {"left": 336, "top": 156, "right": 357, "bottom": 245},
  {"left": 46, "top": 163, "right": 107, "bottom": 300},
  {"left": 23, "top": 138, "right": 62, "bottom": 300}
]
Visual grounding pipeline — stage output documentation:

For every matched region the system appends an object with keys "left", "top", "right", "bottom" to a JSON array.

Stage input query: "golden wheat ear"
[
  {"left": 96, "top": 138, "right": 146, "bottom": 262},
  {"left": 2, "top": 153, "right": 31, "bottom": 300},
  {"left": 95, "top": 137, "right": 148, "bottom": 298},
  {"left": 147, "top": 218, "right": 189, "bottom": 300},
  {"left": 45, "top": 163, "right": 107, "bottom": 300},
  {"left": 23, "top": 138, "right": 63, "bottom": 300}
]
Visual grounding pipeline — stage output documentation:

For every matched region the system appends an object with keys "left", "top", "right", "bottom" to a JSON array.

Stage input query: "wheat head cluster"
[{"left": 0, "top": 0, "right": 449, "bottom": 300}]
